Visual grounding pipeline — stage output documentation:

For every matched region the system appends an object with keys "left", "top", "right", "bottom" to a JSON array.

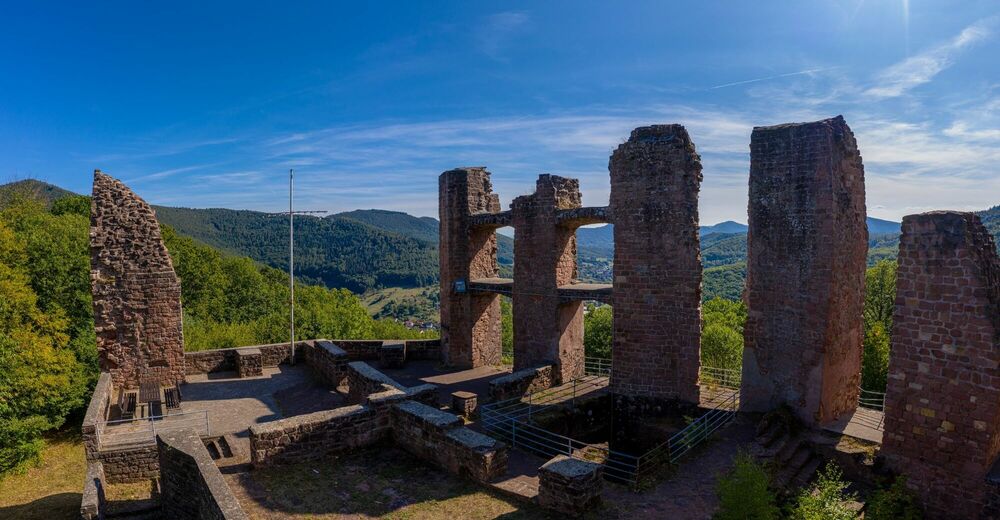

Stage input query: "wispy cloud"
[
  {"left": 865, "top": 17, "right": 996, "bottom": 98},
  {"left": 476, "top": 11, "right": 529, "bottom": 61}
]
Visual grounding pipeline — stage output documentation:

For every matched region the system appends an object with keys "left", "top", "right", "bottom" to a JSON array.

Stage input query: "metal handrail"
[
  {"left": 97, "top": 410, "right": 210, "bottom": 447},
  {"left": 858, "top": 388, "right": 886, "bottom": 411}
]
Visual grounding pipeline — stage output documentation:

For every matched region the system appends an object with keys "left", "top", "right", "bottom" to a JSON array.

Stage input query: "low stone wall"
[
  {"left": 80, "top": 460, "right": 107, "bottom": 520},
  {"left": 249, "top": 390, "right": 404, "bottom": 467},
  {"left": 157, "top": 429, "right": 247, "bottom": 519},
  {"left": 82, "top": 373, "right": 113, "bottom": 459},
  {"left": 303, "top": 339, "right": 349, "bottom": 386},
  {"left": 537, "top": 455, "right": 603, "bottom": 515},
  {"left": 331, "top": 340, "right": 385, "bottom": 360},
  {"left": 488, "top": 365, "right": 554, "bottom": 402},
  {"left": 98, "top": 444, "right": 159, "bottom": 484},
  {"left": 184, "top": 341, "right": 310, "bottom": 375},
  {"left": 391, "top": 401, "right": 508, "bottom": 483},
  {"left": 404, "top": 339, "right": 441, "bottom": 360},
  {"left": 347, "top": 361, "right": 405, "bottom": 402}
]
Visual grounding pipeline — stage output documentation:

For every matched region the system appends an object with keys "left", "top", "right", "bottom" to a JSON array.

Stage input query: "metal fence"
[
  {"left": 699, "top": 366, "right": 742, "bottom": 390},
  {"left": 481, "top": 358, "right": 741, "bottom": 487},
  {"left": 858, "top": 388, "right": 886, "bottom": 411},
  {"left": 584, "top": 357, "right": 611, "bottom": 377},
  {"left": 97, "top": 410, "right": 210, "bottom": 448}
]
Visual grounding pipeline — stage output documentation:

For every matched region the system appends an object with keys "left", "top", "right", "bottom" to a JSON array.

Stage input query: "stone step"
[{"left": 789, "top": 456, "right": 823, "bottom": 490}]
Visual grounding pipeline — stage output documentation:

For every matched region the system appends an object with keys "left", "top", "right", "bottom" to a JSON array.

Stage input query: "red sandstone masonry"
[
  {"left": 609, "top": 125, "right": 703, "bottom": 403},
  {"left": 90, "top": 170, "right": 186, "bottom": 388},
  {"left": 740, "top": 116, "right": 867, "bottom": 426},
  {"left": 439, "top": 168, "right": 503, "bottom": 368},
  {"left": 512, "top": 175, "right": 585, "bottom": 383},
  {"left": 881, "top": 212, "right": 1000, "bottom": 519}
]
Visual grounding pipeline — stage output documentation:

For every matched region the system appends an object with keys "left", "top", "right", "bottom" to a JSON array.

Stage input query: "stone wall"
[
  {"left": 609, "top": 125, "right": 703, "bottom": 404},
  {"left": 98, "top": 444, "right": 159, "bottom": 484},
  {"left": 880, "top": 211, "right": 1000, "bottom": 519},
  {"left": 327, "top": 340, "right": 385, "bottom": 361},
  {"left": 157, "top": 429, "right": 248, "bottom": 519},
  {"left": 82, "top": 373, "right": 113, "bottom": 460},
  {"left": 405, "top": 339, "right": 442, "bottom": 360},
  {"left": 439, "top": 167, "right": 503, "bottom": 368},
  {"left": 250, "top": 390, "right": 405, "bottom": 467},
  {"left": 488, "top": 365, "right": 555, "bottom": 402},
  {"left": 303, "top": 340, "right": 349, "bottom": 386},
  {"left": 512, "top": 175, "right": 585, "bottom": 383},
  {"left": 740, "top": 116, "right": 868, "bottom": 426},
  {"left": 80, "top": 460, "right": 106, "bottom": 520},
  {"left": 90, "top": 170, "right": 185, "bottom": 388},
  {"left": 184, "top": 340, "right": 307, "bottom": 375},
  {"left": 391, "top": 400, "right": 508, "bottom": 482},
  {"left": 347, "top": 361, "right": 405, "bottom": 402}
]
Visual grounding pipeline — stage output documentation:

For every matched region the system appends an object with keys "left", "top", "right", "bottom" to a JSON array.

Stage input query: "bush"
[
  {"left": 789, "top": 462, "right": 858, "bottom": 520},
  {"left": 715, "top": 452, "right": 780, "bottom": 520},
  {"left": 865, "top": 477, "right": 922, "bottom": 520}
]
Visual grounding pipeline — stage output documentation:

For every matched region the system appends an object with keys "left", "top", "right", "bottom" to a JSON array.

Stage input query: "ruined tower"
[
  {"left": 739, "top": 116, "right": 868, "bottom": 426},
  {"left": 609, "top": 125, "right": 703, "bottom": 406},
  {"left": 880, "top": 211, "right": 1000, "bottom": 519},
  {"left": 438, "top": 167, "right": 504, "bottom": 368},
  {"left": 511, "top": 174, "right": 585, "bottom": 383},
  {"left": 90, "top": 170, "right": 186, "bottom": 388}
]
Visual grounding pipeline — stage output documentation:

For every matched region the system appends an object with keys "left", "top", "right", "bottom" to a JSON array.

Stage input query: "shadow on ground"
[{"left": 0, "top": 492, "right": 80, "bottom": 520}]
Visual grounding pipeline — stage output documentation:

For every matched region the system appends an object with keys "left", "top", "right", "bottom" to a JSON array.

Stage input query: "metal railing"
[
  {"left": 96, "top": 410, "right": 210, "bottom": 448},
  {"left": 481, "top": 360, "right": 743, "bottom": 487},
  {"left": 699, "top": 366, "right": 742, "bottom": 390},
  {"left": 584, "top": 357, "right": 611, "bottom": 377},
  {"left": 858, "top": 388, "right": 886, "bottom": 411}
]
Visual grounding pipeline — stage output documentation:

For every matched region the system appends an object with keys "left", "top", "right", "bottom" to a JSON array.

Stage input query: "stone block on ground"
[
  {"left": 537, "top": 455, "right": 603, "bottom": 515},
  {"left": 451, "top": 391, "right": 478, "bottom": 418}
]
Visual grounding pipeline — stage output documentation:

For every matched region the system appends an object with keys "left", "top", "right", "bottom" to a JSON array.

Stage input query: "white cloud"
[{"left": 865, "top": 17, "right": 995, "bottom": 98}]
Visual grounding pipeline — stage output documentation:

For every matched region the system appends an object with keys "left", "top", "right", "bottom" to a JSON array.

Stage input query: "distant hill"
[
  {"left": 334, "top": 209, "right": 439, "bottom": 243},
  {"left": 0, "top": 179, "right": 75, "bottom": 206},
  {"left": 700, "top": 221, "right": 748, "bottom": 235},
  {"left": 153, "top": 206, "right": 438, "bottom": 293}
]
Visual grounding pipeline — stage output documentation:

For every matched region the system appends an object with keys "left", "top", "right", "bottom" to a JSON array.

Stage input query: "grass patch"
[
  {"left": 226, "top": 446, "right": 549, "bottom": 519},
  {"left": 0, "top": 430, "right": 86, "bottom": 520}
]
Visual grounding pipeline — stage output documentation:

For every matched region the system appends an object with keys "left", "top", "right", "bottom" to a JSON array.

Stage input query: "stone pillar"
[
  {"left": 90, "top": 170, "right": 186, "bottom": 389},
  {"left": 881, "top": 212, "right": 1000, "bottom": 519},
  {"left": 740, "top": 116, "right": 868, "bottom": 426},
  {"left": 511, "top": 174, "right": 584, "bottom": 383},
  {"left": 609, "top": 125, "right": 703, "bottom": 405},
  {"left": 438, "top": 167, "right": 503, "bottom": 368}
]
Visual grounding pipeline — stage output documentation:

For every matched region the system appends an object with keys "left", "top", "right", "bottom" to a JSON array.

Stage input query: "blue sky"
[{"left": 1, "top": 1, "right": 998, "bottom": 224}]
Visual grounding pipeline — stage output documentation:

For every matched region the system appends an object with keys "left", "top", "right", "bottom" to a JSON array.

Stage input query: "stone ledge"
[
  {"left": 489, "top": 365, "right": 554, "bottom": 402},
  {"left": 80, "top": 460, "right": 106, "bottom": 520},
  {"left": 393, "top": 400, "right": 463, "bottom": 429},
  {"left": 538, "top": 455, "right": 603, "bottom": 515}
]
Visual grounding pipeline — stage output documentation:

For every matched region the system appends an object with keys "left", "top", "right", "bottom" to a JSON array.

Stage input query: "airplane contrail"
[{"left": 710, "top": 67, "right": 840, "bottom": 89}]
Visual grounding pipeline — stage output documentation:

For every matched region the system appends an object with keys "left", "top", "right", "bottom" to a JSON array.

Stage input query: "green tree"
[
  {"left": 584, "top": 304, "right": 613, "bottom": 359},
  {"left": 500, "top": 297, "right": 513, "bottom": 364},
  {"left": 701, "top": 297, "right": 746, "bottom": 371},
  {"left": 862, "top": 260, "right": 896, "bottom": 392},
  {"left": 0, "top": 221, "right": 87, "bottom": 473}
]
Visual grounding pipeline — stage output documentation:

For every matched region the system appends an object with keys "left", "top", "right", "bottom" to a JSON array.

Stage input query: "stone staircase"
[
  {"left": 203, "top": 434, "right": 248, "bottom": 469},
  {"left": 754, "top": 411, "right": 822, "bottom": 492}
]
